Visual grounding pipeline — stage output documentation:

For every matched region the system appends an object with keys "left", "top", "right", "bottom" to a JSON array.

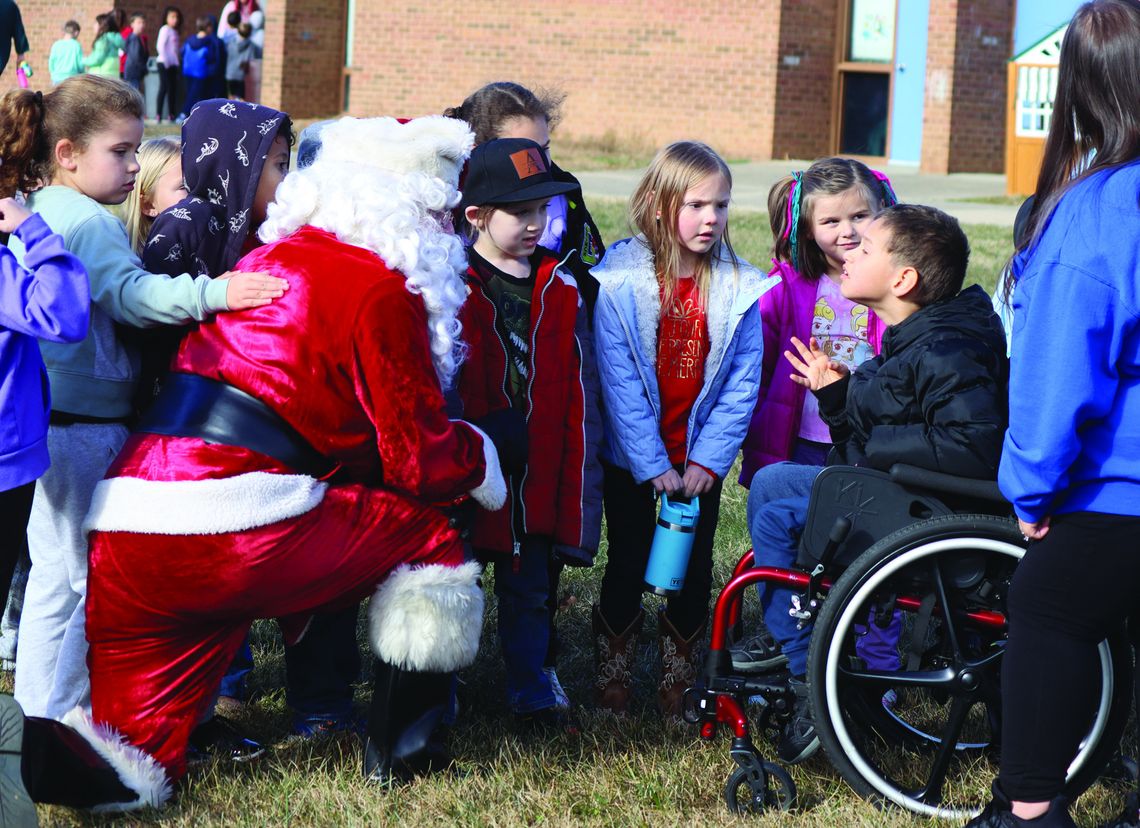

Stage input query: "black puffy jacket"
[{"left": 816, "top": 285, "right": 1008, "bottom": 478}]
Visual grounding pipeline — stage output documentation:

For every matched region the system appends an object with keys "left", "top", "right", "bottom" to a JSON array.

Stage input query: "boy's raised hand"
[
  {"left": 218, "top": 270, "right": 289, "bottom": 310},
  {"left": 0, "top": 197, "right": 32, "bottom": 235},
  {"left": 785, "top": 335, "right": 849, "bottom": 391}
]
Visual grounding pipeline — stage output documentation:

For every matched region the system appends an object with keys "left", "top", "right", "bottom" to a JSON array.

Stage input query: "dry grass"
[{"left": 31, "top": 208, "right": 1130, "bottom": 826}]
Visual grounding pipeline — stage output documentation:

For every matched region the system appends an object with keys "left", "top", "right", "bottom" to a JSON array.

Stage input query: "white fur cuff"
[
  {"left": 368, "top": 561, "right": 484, "bottom": 672},
  {"left": 464, "top": 422, "right": 507, "bottom": 511},
  {"left": 84, "top": 472, "right": 328, "bottom": 536},
  {"left": 61, "top": 707, "right": 172, "bottom": 813}
]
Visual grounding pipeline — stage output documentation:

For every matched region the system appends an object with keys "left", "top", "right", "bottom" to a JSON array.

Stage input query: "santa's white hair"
[{"left": 259, "top": 116, "right": 475, "bottom": 387}]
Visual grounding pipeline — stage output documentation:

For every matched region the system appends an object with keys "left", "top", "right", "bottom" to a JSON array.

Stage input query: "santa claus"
[{"left": 0, "top": 115, "right": 507, "bottom": 815}]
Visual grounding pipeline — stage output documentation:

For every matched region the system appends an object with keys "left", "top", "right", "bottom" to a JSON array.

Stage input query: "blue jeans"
[
  {"left": 487, "top": 535, "right": 558, "bottom": 714},
  {"left": 748, "top": 463, "right": 900, "bottom": 677}
]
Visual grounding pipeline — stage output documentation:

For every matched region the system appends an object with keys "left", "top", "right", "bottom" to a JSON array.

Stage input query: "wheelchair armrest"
[{"left": 888, "top": 464, "right": 1006, "bottom": 505}]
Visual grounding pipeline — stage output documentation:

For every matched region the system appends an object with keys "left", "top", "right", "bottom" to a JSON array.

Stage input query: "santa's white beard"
[{"left": 259, "top": 163, "right": 468, "bottom": 387}]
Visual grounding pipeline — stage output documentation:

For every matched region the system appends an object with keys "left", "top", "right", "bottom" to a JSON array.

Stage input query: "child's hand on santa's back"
[
  {"left": 0, "top": 197, "right": 32, "bottom": 235},
  {"left": 217, "top": 270, "right": 289, "bottom": 310}
]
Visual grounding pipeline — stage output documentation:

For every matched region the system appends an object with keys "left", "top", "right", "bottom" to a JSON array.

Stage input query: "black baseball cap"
[{"left": 460, "top": 138, "right": 576, "bottom": 209}]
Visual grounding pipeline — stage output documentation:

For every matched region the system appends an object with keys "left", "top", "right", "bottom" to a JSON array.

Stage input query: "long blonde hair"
[
  {"left": 118, "top": 137, "right": 181, "bottom": 254},
  {"left": 629, "top": 141, "right": 737, "bottom": 311}
]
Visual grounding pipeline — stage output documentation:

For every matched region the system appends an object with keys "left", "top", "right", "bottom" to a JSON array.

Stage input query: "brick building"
[{"left": 8, "top": 1, "right": 1077, "bottom": 174}]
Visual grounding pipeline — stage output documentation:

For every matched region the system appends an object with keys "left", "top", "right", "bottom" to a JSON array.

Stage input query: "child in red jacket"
[{"left": 456, "top": 138, "right": 603, "bottom": 733}]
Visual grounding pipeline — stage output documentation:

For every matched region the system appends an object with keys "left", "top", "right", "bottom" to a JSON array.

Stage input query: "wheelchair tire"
[{"left": 806, "top": 513, "right": 1132, "bottom": 819}]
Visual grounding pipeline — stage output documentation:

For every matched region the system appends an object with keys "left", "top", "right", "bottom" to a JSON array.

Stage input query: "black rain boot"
[{"left": 362, "top": 659, "right": 454, "bottom": 784}]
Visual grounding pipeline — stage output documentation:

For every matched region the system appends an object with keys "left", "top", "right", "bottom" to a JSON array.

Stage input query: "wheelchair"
[{"left": 683, "top": 464, "right": 1133, "bottom": 819}]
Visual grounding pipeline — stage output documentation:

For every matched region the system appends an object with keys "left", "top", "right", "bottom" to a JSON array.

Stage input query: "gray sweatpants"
[{"left": 15, "top": 423, "right": 128, "bottom": 719}]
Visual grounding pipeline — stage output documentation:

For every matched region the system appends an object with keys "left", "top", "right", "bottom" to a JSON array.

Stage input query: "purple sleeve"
[{"left": 0, "top": 214, "right": 90, "bottom": 342}]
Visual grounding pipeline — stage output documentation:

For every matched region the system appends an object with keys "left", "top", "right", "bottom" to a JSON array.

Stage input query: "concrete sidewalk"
[{"left": 577, "top": 159, "right": 1021, "bottom": 227}]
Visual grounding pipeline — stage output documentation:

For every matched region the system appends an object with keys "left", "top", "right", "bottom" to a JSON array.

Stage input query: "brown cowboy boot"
[
  {"left": 592, "top": 605, "right": 643, "bottom": 714},
  {"left": 657, "top": 610, "right": 704, "bottom": 717}
]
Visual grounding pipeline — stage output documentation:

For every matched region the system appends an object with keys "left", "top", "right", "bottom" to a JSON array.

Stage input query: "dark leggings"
[
  {"left": 998, "top": 511, "right": 1140, "bottom": 801},
  {"left": 0, "top": 483, "right": 33, "bottom": 612},
  {"left": 156, "top": 64, "right": 180, "bottom": 120},
  {"left": 598, "top": 462, "right": 722, "bottom": 640}
]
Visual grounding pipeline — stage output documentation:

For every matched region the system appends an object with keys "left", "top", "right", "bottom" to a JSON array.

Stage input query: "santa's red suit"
[{"left": 67, "top": 116, "right": 503, "bottom": 801}]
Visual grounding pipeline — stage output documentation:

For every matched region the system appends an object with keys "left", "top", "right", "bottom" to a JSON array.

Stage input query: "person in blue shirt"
[{"left": 967, "top": 2, "right": 1140, "bottom": 827}]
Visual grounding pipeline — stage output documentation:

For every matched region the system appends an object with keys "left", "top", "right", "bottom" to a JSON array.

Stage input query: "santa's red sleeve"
[{"left": 352, "top": 280, "right": 505, "bottom": 509}]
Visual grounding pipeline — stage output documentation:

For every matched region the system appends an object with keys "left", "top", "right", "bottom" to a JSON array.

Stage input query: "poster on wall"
[{"left": 849, "top": 0, "right": 896, "bottom": 62}]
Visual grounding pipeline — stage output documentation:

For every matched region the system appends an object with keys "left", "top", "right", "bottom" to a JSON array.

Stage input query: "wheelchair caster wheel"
[{"left": 723, "top": 762, "right": 796, "bottom": 814}]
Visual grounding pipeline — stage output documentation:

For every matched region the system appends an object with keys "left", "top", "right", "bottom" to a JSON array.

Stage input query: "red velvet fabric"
[{"left": 86, "top": 226, "right": 487, "bottom": 779}]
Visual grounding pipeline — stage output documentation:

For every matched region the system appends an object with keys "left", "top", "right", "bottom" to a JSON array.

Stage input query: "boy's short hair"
[
  {"left": 196, "top": 15, "right": 211, "bottom": 31},
  {"left": 227, "top": 10, "right": 241, "bottom": 26},
  {"left": 238, "top": 22, "right": 252, "bottom": 37},
  {"left": 876, "top": 203, "right": 970, "bottom": 306},
  {"left": 63, "top": 19, "right": 80, "bottom": 36},
  {"left": 130, "top": 12, "right": 145, "bottom": 23}
]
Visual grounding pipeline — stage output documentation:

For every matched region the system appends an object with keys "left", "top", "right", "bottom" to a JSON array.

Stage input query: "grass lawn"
[{"left": 39, "top": 206, "right": 1130, "bottom": 827}]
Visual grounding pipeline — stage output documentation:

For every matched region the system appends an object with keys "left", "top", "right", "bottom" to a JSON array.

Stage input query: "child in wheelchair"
[{"left": 741, "top": 203, "right": 1008, "bottom": 764}]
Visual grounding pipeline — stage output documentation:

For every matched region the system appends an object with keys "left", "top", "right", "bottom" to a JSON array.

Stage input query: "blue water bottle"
[{"left": 644, "top": 493, "right": 701, "bottom": 596}]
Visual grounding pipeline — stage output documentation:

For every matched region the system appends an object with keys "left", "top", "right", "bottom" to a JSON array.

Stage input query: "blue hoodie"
[
  {"left": 0, "top": 214, "right": 89, "bottom": 490},
  {"left": 999, "top": 159, "right": 1140, "bottom": 522}
]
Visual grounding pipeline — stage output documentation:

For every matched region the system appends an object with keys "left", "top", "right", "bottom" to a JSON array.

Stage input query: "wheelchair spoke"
[
  {"left": 930, "top": 560, "right": 963, "bottom": 660},
  {"left": 911, "top": 695, "right": 974, "bottom": 806}
]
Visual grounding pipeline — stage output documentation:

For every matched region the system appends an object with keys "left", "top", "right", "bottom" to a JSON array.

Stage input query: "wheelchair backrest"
[{"left": 796, "top": 466, "right": 954, "bottom": 570}]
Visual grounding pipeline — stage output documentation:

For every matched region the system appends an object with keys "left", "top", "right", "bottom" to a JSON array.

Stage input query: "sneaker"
[
  {"left": 881, "top": 689, "right": 898, "bottom": 710},
  {"left": 729, "top": 632, "right": 789, "bottom": 673},
  {"left": 516, "top": 705, "right": 582, "bottom": 737},
  {"left": 187, "top": 715, "right": 265, "bottom": 764},
  {"left": 545, "top": 667, "right": 571, "bottom": 709},
  {"left": 0, "top": 696, "right": 37, "bottom": 827},
  {"left": 290, "top": 713, "right": 363, "bottom": 738},
  {"left": 174, "top": 114, "right": 187, "bottom": 125},
  {"left": 776, "top": 677, "right": 819, "bottom": 764}
]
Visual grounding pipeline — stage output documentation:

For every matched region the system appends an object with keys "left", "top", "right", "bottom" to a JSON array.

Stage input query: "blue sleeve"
[
  {"left": 998, "top": 263, "right": 1124, "bottom": 522},
  {"left": 594, "top": 288, "right": 671, "bottom": 483},
  {"left": 0, "top": 214, "right": 90, "bottom": 342},
  {"left": 689, "top": 302, "right": 764, "bottom": 477}
]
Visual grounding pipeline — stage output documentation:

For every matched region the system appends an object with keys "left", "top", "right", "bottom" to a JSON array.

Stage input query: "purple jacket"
[
  {"left": 0, "top": 213, "right": 89, "bottom": 490},
  {"left": 739, "top": 260, "right": 883, "bottom": 486}
]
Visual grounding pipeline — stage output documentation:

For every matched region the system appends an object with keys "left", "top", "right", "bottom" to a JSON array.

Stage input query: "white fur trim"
[
  {"left": 84, "top": 472, "right": 327, "bottom": 536},
  {"left": 317, "top": 116, "right": 474, "bottom": 189},
  {"left": 368, "top": 561, "right": 485, "bottom": 671},
  {"left": 60, "top": 707, "right": 172, "bottom": 813},
  {"left": 462, "top": 421, "right": 507, "bottom": 511}
]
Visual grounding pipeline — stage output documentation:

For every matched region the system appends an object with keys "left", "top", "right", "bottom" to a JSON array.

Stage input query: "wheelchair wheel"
[{"left": 806, "top": 514, "right": 1132, "bottom": 819}]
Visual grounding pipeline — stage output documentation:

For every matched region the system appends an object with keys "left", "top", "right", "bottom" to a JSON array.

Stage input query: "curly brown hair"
[{"left": 444, "top": 82, "right": 565, "bottom": 145}]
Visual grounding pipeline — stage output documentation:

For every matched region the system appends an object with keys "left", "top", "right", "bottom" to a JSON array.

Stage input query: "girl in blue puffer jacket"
[{"left": 590, "top": 141, "right": 775, "bottom": 717}]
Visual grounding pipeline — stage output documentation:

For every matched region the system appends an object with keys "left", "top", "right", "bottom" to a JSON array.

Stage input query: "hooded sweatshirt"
[{"left": 144, "top": 98, "right": 289, "bottom": 279}]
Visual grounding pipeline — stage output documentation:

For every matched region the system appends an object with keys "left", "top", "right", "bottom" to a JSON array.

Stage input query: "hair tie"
[
  {"left": 871, "top": 169, "right": 898, "bottom": 207},
  {"left": 33, "top": 90, "right": 43, "bottom": 106},
  {"left": 783, "top": 171, "right": 804, "bottom": 267}
]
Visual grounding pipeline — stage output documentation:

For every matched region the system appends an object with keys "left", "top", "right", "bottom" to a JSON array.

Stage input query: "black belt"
[{"left": 135, "top": 373, "right": 336, "bottom": 479}]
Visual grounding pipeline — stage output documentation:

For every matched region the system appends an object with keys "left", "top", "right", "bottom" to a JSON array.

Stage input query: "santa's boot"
[
  {"left": 657, "top": 610, "right": 705, "bottom": 717},
  {"left": 0, "top": 694, "right": 171, "bottom": 822},
  {"left": 362, "top": 659, "right": 454, "bottom": 782},
  {"left": 592, "top": 604, "right": 643, "bottom": 714},
  {"left": 363, "top": 560, "right": 485, "bottom": 783}
]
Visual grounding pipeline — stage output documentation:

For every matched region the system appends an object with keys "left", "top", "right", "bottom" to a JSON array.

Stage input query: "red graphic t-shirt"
[{"left": 657, "top": 276, "right": 709, "bottom": 465}]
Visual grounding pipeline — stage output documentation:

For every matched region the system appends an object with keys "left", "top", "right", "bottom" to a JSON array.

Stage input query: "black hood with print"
[{"left": 143, "top": 98, "right": 290, "bottom": 278}]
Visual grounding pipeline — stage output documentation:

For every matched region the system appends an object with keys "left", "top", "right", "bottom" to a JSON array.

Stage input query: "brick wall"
[
  {"left": 345, "top": 1, "right": 783, "bottom": 161},
  {"left": 921, "top": 0, "right": 1013, "bottom": 173},
  {"left": 771, "top": 0, "right": 837, "bottom": 161},
  {"left": 259, "top": 0, "right": 345, "bottom": 118}
]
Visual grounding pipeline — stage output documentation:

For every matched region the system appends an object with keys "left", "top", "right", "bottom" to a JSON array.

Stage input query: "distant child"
[
  {"left": 0, "top": 76, "right": 285, "bottom": 721},
  {"left": 48, "top": 20, "right": 84, "bottom": 85},
  {"left": 455, "top": 137, "right": 602, "bottom": 733},
  {"left": 244, "top": 9, "right": 264, "bottom": 103},
  {"left": 179, "top": 16, "right": 219, "bottom": 121},
  {"left": 155, "top": 6, "right": 182, "bottom": 124},
  {"left": 83, "top": 12, "right": 124, "bottom": 78},
  {"left": 117, "top": 137, "right": 184, "bottom": 255},
  {"left": 122, "top": 14, "right": 149, "bottom": 94},
  {"left": 0, "top": 186, "right": 89, "bottom": 685},
  {"left": 224, "top": 21, "right": 254, "bottom": 100},
  {"left": 747, "top": 204, "right": 1007, "bottom": 765},
  {"left": 731, "top": 158, "right": 898, "bottom": 676},
  {"left": 591, "top": 142, "right": 770, "bottom": 717}
]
